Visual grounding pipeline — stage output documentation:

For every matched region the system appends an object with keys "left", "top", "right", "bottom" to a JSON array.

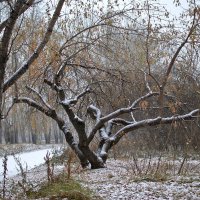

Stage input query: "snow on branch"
[
  {"left": 106, "top": 118, "right": 133, "bottom": 136},
  {"left": 44, "top": 78, "right": 88, "bottom": 131},
  {"left": 26, "top": 86, "right": 52, "bottom": 110},
  {"left": 87, "top": 104, "right": 102, "bottom": 121},
  {"left": 44, "top": 79, "right": 65, "bottom": 100},
  {"left": 113, "top": 109, "right": 200, "bottom": 144},
  {"left": 110, "top": 118, "right": 133, "bottom": 126},
  {"left": 101, "top": 92, "right": 159, "bottom": 124},
  {"left": 13, "top": 97, "right": 54, "bottom": 117},
  {"left": 61, "top": 87, "right": 91, "bottom": 106},
  {"left": 130, "top": 92, "right": 159, "bottom": 108},
  {"left": 87, "top": 92, "right": 159, "bottom": 144},
  {"left": 144, "top": 72, "right": 152, "bottom": 93},
  {"left": 0, "top": 0, "right": 35, "bottom": 33},
  {"left": 44, "top": 78, "right": 91, "bottom": 107},
  {"left": 3, "top": 0, "right": 65, "bottom": 92}
]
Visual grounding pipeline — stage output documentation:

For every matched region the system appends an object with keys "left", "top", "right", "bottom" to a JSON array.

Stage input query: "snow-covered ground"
[
  {"left": 0, "top": 144, "right": 64, "bottom": 180},
  {"left": 1, "top": 146, "right": 200, "bottom": 199},
  {"left": 0, "top": 143, "right": 63, "bottom": 157},
  {"left": 76, "top": 159, "right": 200, "bottom": 200},
  {"left": 0, "top": 148, "right": 53, "bottom": 180}
]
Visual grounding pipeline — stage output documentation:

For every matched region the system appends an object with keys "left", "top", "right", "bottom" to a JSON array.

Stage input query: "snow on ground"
[
  {"left": 1, "top": 146, "right": 200, "bottom": 200},
  {"left": 0, "top": 144, "right": 65, "bottom": 199},
  {"left": 0, "top": 143, "right": 64, "bottom": 157},
  {"left": 3, "top": 164, "right": 64, "bottom": 200},
  {"left": 0, "top": 144, "right": 65, "bottom": 180},
  {"left": 0, "top": 148, "right": 53, "bottom": 180},
  {"left": 75, "top": 159, "right": 200, "bottom": 200}
]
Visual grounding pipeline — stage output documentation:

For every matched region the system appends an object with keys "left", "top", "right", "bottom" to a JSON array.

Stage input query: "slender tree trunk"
[
  {"left": 59, "top": 130, "right": 63, "bottom": 143},
  {"left": 0, "top": 67, "right": 5, "bottom": 144},
  {"left": 28, "top": 131, "right": 32, "bottom": 143},
  {"left": 4, "top": 123, "right": 10, "bottom": 144},
  {"left": 54, "top": 130, "right": 59, "bottom": 144},
  {"left": 44, "top": 131, "right": 51, "bottom": 144},
  {"left": 21, "top": 131, "right": 26, "bottom": 143},
  {"left": 0, "top": 121, "right": 2, "bottom": 144},
  {"left": 31, "top": 131, "right": 37, "bottom": 144}
]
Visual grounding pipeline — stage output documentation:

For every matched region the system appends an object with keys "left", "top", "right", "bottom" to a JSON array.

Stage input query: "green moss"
[{"left": 27, "top": 173, "right": 93, "bottom": 200}]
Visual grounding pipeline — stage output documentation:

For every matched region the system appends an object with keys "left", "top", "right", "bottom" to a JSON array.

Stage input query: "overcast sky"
[{"left": 160, "top": 0, "right": 189, "bottom": 16}]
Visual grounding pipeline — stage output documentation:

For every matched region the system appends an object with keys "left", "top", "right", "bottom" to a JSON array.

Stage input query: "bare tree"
[{"left": 11, "top": 1, "right": 200, "bottom": 168}]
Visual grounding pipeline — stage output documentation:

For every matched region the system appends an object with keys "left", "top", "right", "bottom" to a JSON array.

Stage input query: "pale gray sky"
[{"left": 160, "top": 0, "right": 189, "bottom": 16}]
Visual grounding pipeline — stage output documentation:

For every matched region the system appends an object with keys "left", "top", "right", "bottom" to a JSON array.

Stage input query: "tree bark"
[
  {"left": 60, "top": 124, "right": 89, "bottom": 168},
  {"left": 0, "top": 120, "right": 2, "bottom": 144},
  {"left": 0, "top": 67, "right": 5, "bottom": 144},
  {"left": 79, "top": 145, "right": 104, "bottom": 169}
]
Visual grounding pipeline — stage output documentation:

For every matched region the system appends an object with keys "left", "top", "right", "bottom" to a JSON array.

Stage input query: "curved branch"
[
  {"left": 162, "top": 10, "right": 199, "bottom": 89},
  {"left": 13, "top": 97, "right": 55, "bottom": 118},
  {"left": 87, "top": 92, "right": 159, "bottom": 144},
  {"left": 14, "top": 96, "right": 89, "bottom": 167},
  {"left": 61, "top": 87, "right": 91, "bottom": 106},
  {"left": 113, "top": 109, "right": 199, "bottom": 145},
  {"left": 26, "top": 86, "right": 52, "bottom": 110},
  {"left": 3, "top": 0, "right": 65, "bottom": 92},
  {"left": 87, "top": 105, "right": 102, "bottom": 121},
  {"left": 0, "top": 0, "right": 35, "bottom": 33}
]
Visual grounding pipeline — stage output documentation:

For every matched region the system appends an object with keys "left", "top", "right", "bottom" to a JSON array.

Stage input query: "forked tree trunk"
[
  {"left": 14, "top": 89, "right": 199, "bottom": 169},
  {"left": 57, "top": 120, "right": 104, "bottom": 168},
  {"left": 79, "top": 145, "right": 104, "bottom": 169}
]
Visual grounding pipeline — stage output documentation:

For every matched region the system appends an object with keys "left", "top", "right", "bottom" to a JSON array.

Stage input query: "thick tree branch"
[
  {"left": 0, "top": 0, "right": 35, "bottom": 33},
  {"left": 87, "top": 92, "right": 159, "bottom": 144},
  {"left": 97, "top": 118, "right": 134, "bottom": 161},
  {"left": 61, "top": 87, "right": 91, "bottom": 106},
  {"left": 87, "top": 105, "right": 102, "bottom": 121},
  {"left": 3, "top": 0, "right": 65, "bottom": 92},
  {"left": 44, "top": 79, "right": 90, "bottom": 145},
  {"left": 60, "top": 97, "right": 88, "bottom": 145},
  {"left": 113, "top": 109, "right": 200, "bottom": 145},
  {"left": 13, "top": 97, "right": 54, "bottom": 118},
  {"left": 1, "top": 0, "right": 24, "bottom": 56},
  {"left": 26, "top": 85, "right": 52, "bottom": 110},
  {"left": 14, "top": 96, "right": 89, "bottom": 167}
]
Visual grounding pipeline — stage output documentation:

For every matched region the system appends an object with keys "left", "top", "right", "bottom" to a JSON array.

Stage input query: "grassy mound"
[{"left": 27, "top": 173, "right": 93, "bottom": 200}]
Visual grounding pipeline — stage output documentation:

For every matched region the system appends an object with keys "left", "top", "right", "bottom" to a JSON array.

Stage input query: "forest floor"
[
  {"left": 75, "top": 158, "right": 200, "bottom": 200},
  {"left": 0, "top": 145, "right": 200, "bottom": 199}
]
